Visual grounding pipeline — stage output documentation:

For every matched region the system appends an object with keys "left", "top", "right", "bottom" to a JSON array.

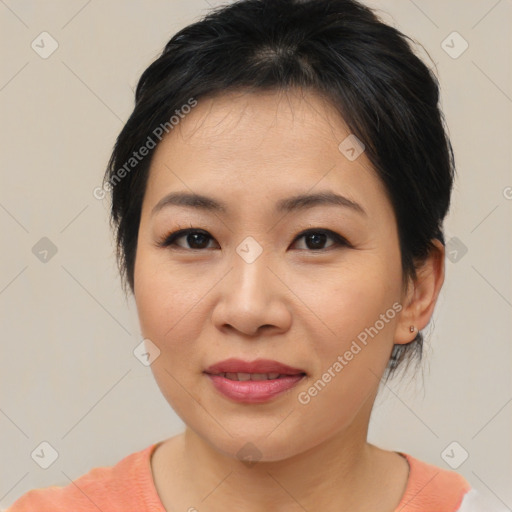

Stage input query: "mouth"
[
  {"left": 204, "top": 358, "right": 307, "bottom": 403},
  {"left": 204, "top": 357, "right": 306, "bottom": 376},
  {"left": 208, "top": 372, "right": 304, "bottom": 381}
]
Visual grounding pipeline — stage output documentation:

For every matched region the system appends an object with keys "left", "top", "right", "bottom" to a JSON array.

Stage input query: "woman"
[{"left": 6, "top": 0, "right": 505, "bottom": 510}]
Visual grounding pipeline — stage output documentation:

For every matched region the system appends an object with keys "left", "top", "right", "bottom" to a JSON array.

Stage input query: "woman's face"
[{"left": 134, "top": 89, "right": 413, "bottom": 461}]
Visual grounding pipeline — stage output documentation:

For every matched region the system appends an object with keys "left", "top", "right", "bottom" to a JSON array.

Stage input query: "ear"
[{"left": 395, "top": 239, "right": 445, "bottom": 345}]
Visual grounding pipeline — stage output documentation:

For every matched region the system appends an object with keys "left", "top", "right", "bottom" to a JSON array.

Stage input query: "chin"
[{"left": 188, "top": 419, "right": 318, "bottom": 465}]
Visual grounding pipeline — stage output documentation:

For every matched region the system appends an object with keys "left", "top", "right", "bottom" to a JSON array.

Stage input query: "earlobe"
[{"left": 395, "top": 239, "right": 445, "bottom": 345}]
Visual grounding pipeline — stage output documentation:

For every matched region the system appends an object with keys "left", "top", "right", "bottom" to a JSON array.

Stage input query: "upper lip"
[{"left": 204, "top": 358, "right": 306, "bottom": 375}]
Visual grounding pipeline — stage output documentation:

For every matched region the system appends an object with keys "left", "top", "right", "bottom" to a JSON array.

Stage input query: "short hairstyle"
[{"left": 104, "top": 0, "right": 455, "bottom": 377}]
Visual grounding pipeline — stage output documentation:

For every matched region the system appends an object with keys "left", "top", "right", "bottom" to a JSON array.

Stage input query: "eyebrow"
[{"left": 151, "top": 190, "right": 367, "bottom": 217}]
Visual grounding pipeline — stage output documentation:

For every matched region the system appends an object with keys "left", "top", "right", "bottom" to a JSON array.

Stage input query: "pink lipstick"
[{"left": 204, "top": 358, "right": 306, "bottom": 404}]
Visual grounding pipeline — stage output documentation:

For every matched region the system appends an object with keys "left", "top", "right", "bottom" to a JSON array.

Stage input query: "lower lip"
[{"left": 205, "top": 373, "right": 305, "bottom": 403}]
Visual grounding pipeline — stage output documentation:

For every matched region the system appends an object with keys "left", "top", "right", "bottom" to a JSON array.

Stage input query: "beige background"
[{"left": 1, "top": 0, "right": 511, "bottom": 508}]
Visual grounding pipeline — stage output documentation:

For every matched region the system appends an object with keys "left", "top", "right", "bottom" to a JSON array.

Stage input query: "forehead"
[
  {"left": 142, "top": 89, "right": 389, "bottom": 220},
  {"left": 169, "top": 88, "right": 350, "bottom": 152}
]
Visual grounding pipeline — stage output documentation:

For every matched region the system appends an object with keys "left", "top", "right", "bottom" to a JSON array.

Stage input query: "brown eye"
[
  {"left": 158, "top": 229, "right": 218, "bottom": 250},
  {"left": 157, "top": 227, "right": 350, "bottom": 252},
  {"left": 292, "top": 229, "right": 350, "bottom": 251}
]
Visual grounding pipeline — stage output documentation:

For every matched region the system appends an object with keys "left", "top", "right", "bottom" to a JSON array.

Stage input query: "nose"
[{"left": 210, "top": 251, "right": 292, "bottom": 337}]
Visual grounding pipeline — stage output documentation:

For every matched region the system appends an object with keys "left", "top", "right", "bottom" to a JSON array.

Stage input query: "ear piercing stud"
[{"left": 409, "top": 325, "right": 417, "bottom": 333}]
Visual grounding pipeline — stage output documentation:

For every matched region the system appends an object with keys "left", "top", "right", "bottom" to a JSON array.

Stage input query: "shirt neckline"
[
  {"left": 139, "top": 441, "right": 168, "bottom": 512},
  {"left": 140, "top": 444, "right": 460, "bottom": 512}
]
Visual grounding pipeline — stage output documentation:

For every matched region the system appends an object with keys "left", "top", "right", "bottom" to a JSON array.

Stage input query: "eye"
[
  {"left": 291, "top": 228, "right": 350, "bottom": 251},
  {"left": 156, "top": 228, "right": 218, "bottom": 250},
  {"left": 156, "top": 227, "right": 350, "bottom": 251}
]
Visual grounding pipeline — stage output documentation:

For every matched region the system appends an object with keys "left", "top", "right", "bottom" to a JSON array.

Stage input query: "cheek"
[
  {"left": 301, "top": 249, "right": 403, "bottom": 409},
  {"left": 133, "top": 246, "right": 219, "bottom": 400},
  {"left": 133, "top": 250, "right": 207, "bottom": 411},
  {"left": 295, "top": 275, "right": 401, "bottom": 430},
  {"left": 134, "top": 247, "right": 191, "bottom": 346},
  {"left": 133, "top": 260, "right": 167, "bottom": 341},
  {"left": 313, "top": 257, "right": 402, "bottom": 341}
]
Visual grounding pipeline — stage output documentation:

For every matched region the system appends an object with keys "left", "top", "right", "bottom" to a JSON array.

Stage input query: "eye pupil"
[
  {"left": 188, "top": 232, "right": 209, "bottom": 249},
  {"left": 306, "top": 233, "right": 327, "bottom": 249}
]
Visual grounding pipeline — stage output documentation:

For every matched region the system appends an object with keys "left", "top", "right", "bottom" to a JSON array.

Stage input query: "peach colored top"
[{"left": 4, "top": 443, "right": 492, "bottom": 511}]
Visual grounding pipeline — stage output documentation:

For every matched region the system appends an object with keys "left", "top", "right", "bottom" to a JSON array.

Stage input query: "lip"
[
  {"left": 204, "top": 358, "right": 306, "bottom": 404},
  {"left": 204, "top": 358, "right": 306, "bottom": 375}
]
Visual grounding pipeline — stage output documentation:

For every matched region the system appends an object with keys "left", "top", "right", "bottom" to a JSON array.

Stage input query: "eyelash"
[{"left": 155, "top": 226, "right": 352, "bottom": 252}]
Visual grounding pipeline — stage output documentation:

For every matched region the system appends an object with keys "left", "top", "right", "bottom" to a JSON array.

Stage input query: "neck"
[{"left": 175, "top": 413, "right": 380, "bottom": 511}]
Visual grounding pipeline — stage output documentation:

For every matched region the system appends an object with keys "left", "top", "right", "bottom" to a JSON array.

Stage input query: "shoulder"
[
  {"left": 395, "top": 453, "right": 507, "bottom": 512},
  {"left": 4, "top": 443, "right": 165, "bottom": 512}
]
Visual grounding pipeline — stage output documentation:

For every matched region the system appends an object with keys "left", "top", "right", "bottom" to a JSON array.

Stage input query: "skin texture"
[{"left": 133, "top": 89, "right": 445, "bottom": 511}]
